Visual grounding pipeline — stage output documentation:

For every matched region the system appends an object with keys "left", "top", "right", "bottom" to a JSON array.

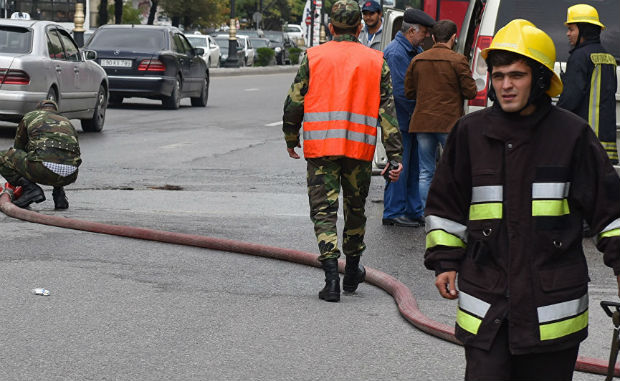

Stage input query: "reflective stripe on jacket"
[
  {"left": 303, "top": 41, "right": 384, "bottom": 161},
  {"left": 424, "top": 100, "right": 620, "bottom": 354}
]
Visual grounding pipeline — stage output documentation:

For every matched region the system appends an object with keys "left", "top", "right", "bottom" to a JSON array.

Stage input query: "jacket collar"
[
  {"left": 394, "top": 31, "right": 421, "bottom": 56},
  {"left": 482, "top": 97, "right": 553, "bottom": 142},
  {"left": 570, "top": 37, "right": 601, "bottom": 53},
  {"left": 333, "top": 34, "right": 361, "bottom": 43}
]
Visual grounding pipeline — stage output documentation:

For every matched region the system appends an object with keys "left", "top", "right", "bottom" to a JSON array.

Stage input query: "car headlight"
[{"left": 275, "top": 47, "right": 282, "bottom": 53}]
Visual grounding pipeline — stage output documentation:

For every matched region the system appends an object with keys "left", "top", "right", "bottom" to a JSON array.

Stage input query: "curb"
[{"left": 210, "top": 65, "right": 299, "bottom": 77}]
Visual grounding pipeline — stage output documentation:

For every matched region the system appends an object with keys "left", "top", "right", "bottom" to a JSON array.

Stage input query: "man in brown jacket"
[{"left": 404, "top": 20, "right": 477, "bottom": 209}]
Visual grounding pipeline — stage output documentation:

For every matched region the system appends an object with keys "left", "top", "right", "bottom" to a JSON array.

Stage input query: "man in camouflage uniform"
[
  {"left": 0, "top": 100, "right": 81, "bottom": 209},
  {"left": 282, "top": 0, "right": 403, "bottom": 302}
]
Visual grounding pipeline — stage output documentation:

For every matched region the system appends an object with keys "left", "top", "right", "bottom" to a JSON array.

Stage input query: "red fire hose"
[{"left": 0, "top": 193, "right": 616, "bottom": 377}]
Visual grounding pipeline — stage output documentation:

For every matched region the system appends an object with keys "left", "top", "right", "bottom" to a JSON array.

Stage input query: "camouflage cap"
[
  {"left": 331, "top": 0, "right": 361, "bottom": 28},
  {"left": 36, "top": 99, "right": 58, "bottom": 111}
]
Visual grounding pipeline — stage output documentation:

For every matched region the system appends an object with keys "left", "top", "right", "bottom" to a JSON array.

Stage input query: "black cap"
[{"left": 403, "top": 8, "right": 435, "bottom": 27}]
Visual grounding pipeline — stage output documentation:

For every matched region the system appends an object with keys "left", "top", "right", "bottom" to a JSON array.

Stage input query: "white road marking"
[
  {"left": 265, "top": 121, "right": 283, "bottom": 126},
  {"left": 244, "top": 88, "right": 260, "bottom": 91}
]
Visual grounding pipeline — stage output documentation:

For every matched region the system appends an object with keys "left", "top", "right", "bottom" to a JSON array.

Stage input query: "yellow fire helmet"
[
  {"left": 481, "top": 19, "right": 563, "bottom": 97},
  {"left": 565, "top": 4, "right": 605, "bottom": 29}
]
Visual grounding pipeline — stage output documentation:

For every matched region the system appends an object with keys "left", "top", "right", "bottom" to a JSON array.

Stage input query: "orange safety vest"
[{"left": 303, "top": 41, "right": 384, "bottom": 161}]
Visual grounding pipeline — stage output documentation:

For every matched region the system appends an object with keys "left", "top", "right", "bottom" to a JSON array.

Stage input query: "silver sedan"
[{"left": 0, "top": 19, "right": 108, "bottom": 132}]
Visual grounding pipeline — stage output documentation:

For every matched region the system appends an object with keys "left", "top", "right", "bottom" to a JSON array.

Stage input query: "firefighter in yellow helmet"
[
  {"left": 557, "top": 4, "right": 618, "bottom": 164},
  {"left": 423, "top": 19, "right": 620, "bottom": 380}
]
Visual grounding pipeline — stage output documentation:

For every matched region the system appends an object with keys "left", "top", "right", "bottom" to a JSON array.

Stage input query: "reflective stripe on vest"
[
  {"left": 596, "top": 218, "right": 620, "bottom": 244},
  {"left": 531, "top": 182, "right": 570, "bottom": 216},
  {"left": 601, "top": 141, "right": 619, "bottom": 161},
  {"left": 303, "top": 41, "right": 383, "bottom": 161},
  {"left": 469, "top": 185, "right": 503, "bottom": 220},
  {"left": 457, "top": 291, "right": 491, "bottom": 335},
  {"left": 425, "top": 215, "right": 467, "bottom": 249},
  {"left": 588, "top": 53, "right": 616, "bottom": 138},
  {"left": 538, "top": 293, "right": 589, "bottom": 341}
]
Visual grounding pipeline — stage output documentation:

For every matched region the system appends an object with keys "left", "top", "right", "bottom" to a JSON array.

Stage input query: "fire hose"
[{"left": 0, "top": 193, "right": 617, "bottom": 377}]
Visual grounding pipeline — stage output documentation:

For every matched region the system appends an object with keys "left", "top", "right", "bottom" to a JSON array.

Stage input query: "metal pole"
[
  {"left": 223, "top": 0, "right": 240, "bottom": 67},
  {"left": 73, "top": 1, "right": 85, "bottom": 47},
  {"left": 309, "top": 0, "right": 315, "bottom": 47}
]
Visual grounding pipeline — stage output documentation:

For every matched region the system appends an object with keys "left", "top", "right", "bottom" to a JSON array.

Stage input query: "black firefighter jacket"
[
  {"left": 423, "top": 99, "right": 620, "bottom": 354},
  {"left": 557, "top": 38, "right": 618, "bottom": 164}
]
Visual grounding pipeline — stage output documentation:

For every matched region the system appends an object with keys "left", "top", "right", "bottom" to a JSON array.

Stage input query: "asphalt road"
[{"left": 0, "top": 70, "right": 614, "bottom": 380}]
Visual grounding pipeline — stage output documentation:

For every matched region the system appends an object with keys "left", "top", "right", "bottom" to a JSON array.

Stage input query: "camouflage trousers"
[
  {"left": 0, "top": 148, "right": 78, "bottom": 186},
  {"left": 307, "top": 156, "right": 372, "bottom": 261}
]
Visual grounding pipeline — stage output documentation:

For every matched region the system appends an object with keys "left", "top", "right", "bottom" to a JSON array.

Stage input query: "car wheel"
[
  {"left": 46, "top": 87, "right": 58, "bottom": 107},
  {"left": 191, "top": 75, "right": 209, "bottom": 107},
  {"left": 109, "top": 94, "right": 123, "bottom": 106},
  {"left": 81, "top": 84, "right": 107, "bottom": 132},
  {"left": 162, "top": 75, "right": 181, "bottom": 110}
]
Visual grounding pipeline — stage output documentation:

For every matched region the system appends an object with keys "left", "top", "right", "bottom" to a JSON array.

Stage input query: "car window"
[
  {"left": 186, "top": 36, "right": 207, "bottom": 48},
  {"left": 172, "top": 33, "right": 187, "bottom": 54},
  {"left": 87, "top": 29, "right": 167, "bottom": 50},
  {"left": 0, "top": 26, "right": 31, "bottom": 53},
  {"left": 495, "top": 0, "right": 620, "bottom": 62},
  {"left": 57, "top": 28, "right": 81, "bottom": 62},
  {"left": 46, "top": 29, "right": 65, "bottom": 59},
  {"left": 178, "top": 34, "right": 194, "bottom": 53}
]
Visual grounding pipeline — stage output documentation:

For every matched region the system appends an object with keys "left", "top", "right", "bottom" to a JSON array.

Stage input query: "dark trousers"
[{"left": 464, "top": 322, "right": 579, "bottom": 381}]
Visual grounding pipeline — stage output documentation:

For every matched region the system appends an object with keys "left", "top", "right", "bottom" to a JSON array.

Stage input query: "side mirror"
[
  {"left": 83, "top": 49, "right": 97, "bottom": 60},
  {"left": 194, "top": 47, "right": 205, "bottom": 56}
]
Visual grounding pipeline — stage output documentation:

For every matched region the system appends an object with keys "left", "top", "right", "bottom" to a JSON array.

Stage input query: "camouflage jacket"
[
  {"left": 282, "top": 34, "right": 403, "bottom": 163},
  {"left": 15, "top": 110, "right": 82, "bottom": 167}
]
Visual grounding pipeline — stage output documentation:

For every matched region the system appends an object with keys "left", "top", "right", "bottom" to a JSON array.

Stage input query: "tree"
[
  {"left": 98, "top": 0, "right": 108, "bottom": 26},
  {"left": 107, "top": 2, "right": 142, "bottom": 24},
  {"left": 159, "top": 0, "right": 228, "bottom": 29},
  {"left": 147, "top": 0, "right": 158, "bottom": 25},
  {"left": 114, "top": 0, "right": 123, "bottom": 24}
]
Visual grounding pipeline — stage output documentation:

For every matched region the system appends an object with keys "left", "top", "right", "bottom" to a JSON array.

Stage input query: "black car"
[
  {"left": 264, "top": 30, "right": 294, "bottom": 65},
  {"left": 85, "top": 24, "right": 209, "bottom": 109}
]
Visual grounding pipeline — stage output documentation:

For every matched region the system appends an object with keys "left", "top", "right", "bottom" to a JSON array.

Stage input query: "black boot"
[
  {"left": 343, "top": 255, "right": 366, "bottom": 293},
  {"left": 52, "top": 187, "right": 68, "bottom": 209},
  {"left": 318, "top": 258, "right": 340, "bottom": 302},
  {"left": 12, "top": 177, "right": 45, "bottom": 208}
]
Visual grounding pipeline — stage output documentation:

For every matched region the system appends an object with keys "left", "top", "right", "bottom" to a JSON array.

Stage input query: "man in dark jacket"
[
  {"left": 557, "top": 4, "right": 617, "bottom": 164},
  {"left": 424, "top": 19, "right": 620, "bottom": 380},
  {"left": 0, "top": 100, "right": 81, "bottom": 209}
]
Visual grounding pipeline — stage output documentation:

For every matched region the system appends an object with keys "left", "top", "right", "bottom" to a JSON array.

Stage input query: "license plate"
[{"left": 100, "top": 59, "right": 132, "bottom": 67}]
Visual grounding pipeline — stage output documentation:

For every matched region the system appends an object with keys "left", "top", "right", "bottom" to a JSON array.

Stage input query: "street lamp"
[
  {"left": 73, "top": 0, "right": 85, "bottom": 47},
  {"left": 222, "top": 0, "right": 240, "bottom": 68}
]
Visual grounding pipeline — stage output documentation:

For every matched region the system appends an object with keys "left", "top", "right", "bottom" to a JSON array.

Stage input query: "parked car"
[
  {"left": 213, "top": 36, "right": 244, "bottom": 66},
  {"left": 284, "top": 24, "right": 304, "bottom": 47},
  {"left": 186, "top": 32, "right": 221, "bottom": 68},
  {"left": 0, "top": 19, "right": 109, "bottom": 132},
  {"left": 264, "top": 30, "right": 294, "bottom": 65},
  {"left": 85, "top": 24, "right": 209, "bottom": 109},
  {"left": 236, "top": 35, "right": 255, "bottom": 66}
]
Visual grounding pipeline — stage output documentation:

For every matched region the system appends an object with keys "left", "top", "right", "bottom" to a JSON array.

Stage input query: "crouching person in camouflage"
[
  {"left": 0, "top": 100, "right": 81, "bottom": 209},
  {"left": 282, "top": 0, "right": 404, "bottom": 302}
]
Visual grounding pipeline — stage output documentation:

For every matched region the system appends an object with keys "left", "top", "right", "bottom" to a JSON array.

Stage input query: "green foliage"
[
  {"left": 288, "top": 46, "right": 303, "bottom": 64},
  {"left": 254, "top": 47, "right": 275, "bottom": 66},
  {"left": 107, "top": 3, "right": 142, "bottom": 24},
  {"left": 159, "top": 0, "right": 228, "bottom": 29}
]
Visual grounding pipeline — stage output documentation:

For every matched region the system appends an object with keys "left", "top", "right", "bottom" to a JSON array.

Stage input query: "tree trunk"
[
  {"left": 98, "top": 0, "right": 108, "bottom": 26},
  {"left": 114, "top": 0, "right": 122, "bottom": 24},
  {"left": 147, "top": 0, "right": 158, "bottom": 25}
]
